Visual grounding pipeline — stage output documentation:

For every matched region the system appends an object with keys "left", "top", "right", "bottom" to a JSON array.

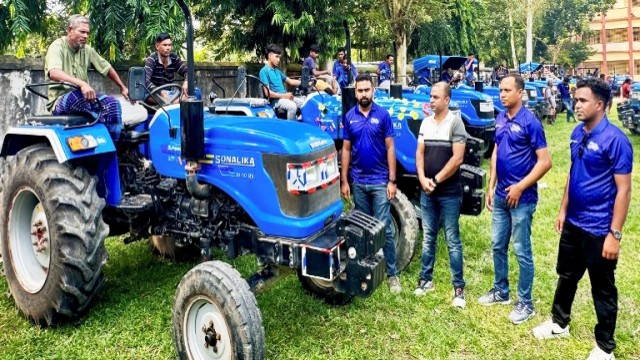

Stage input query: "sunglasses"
[{"left": 578, "top": 135, "right": 589, "bottom": 158}]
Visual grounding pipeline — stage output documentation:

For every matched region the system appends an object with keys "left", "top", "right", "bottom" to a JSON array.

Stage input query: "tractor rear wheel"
[
  {"left": 0, "top": 144, "right": 108, "bottom": 325},
  {"left": 391, "top": 189, "right": 419, "bottom": 272}
]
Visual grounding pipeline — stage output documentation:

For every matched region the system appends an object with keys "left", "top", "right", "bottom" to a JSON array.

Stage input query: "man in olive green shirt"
[{"left": 46, "top": 14, "right": 129, "bottom": 133}]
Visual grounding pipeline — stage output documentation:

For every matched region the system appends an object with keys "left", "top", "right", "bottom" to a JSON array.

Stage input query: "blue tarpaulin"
[
  {"left": 518, "top": 62, "right": 543, "bottom": 73},
  {"left": 413, "top": 55, "right": 478, "bottom": 81}
]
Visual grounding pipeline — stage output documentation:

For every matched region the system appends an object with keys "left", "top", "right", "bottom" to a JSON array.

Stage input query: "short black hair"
[
  {"left": 468, "top": 52, "right": 474, "bottom": 56},
  {"left": 386, "top": 54, "right": 393, "bottom": 60},
  {"left": 354, "top": 74, "right": 373, "bottom": 87},
  {"left": 576, "top": 77, "right": 611, "bottom": 108},
  {"left": 155, "top": 32, "right": 171, "bottom": 43},
  {"left": 563, "top": 76, "right": 570, "bottom": 83},
  {"left": 503, "top": 74, "right": 524, "bottom": 90},
  {"left": 624, "top": 78, "right": 631, "bottom": 84},
  {"left": 309, "top": 44, "right": 320, "bottom": 53},
  {"left": 337, "top": 47, "right": 345, "bottom": 53},
  {"left": 266, "top": 44, "right": 282, "bottom": 55}
]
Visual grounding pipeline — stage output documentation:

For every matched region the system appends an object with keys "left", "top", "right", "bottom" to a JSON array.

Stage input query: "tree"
[
  {"left": 381, "top": 0, "right": 431, "bottom": 84},
  {"left": 0, "top": 0, "right": 48, "bottom": 57},
  {"left": 557, "top": 39, "right": 595, "bottom": 68},
  {"left": 194, "top": 0, "right": 351, "bottom": 64}
]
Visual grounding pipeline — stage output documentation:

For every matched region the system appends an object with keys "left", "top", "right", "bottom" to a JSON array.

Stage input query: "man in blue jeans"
[
  {"left": 414, "top": 82, "right": 467, "bottom": 308},
  {"left": 341, "top": 74, "right": 400, "bottom": 293},
  {"left": 533, "top": 78, "right": 632, "bottom": 360},
  {"left": 479, "top": 75, "right": 552, "bottom": 324},
  {"left": 557, "top": 77, "right": 576, "bottom": 122}
]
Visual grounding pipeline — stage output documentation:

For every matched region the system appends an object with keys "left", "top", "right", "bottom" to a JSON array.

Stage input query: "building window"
[
  {"left": 608, "top": 61, "right": 630, "bottom": 75},
  {"left": 588, "top": 30, "right": 602, "bottom": 44},
  {"left": 633, "top": 0, "right": 640, "bottom": 6},
  {"left": 636, "top": 61, "right": 640, "bottom": 75},
  {"left": 634, "top": 28, "right": 640, "bottom": 42},
  {"left": 606, "top": 28, "right": 628, "bottom": 43}
]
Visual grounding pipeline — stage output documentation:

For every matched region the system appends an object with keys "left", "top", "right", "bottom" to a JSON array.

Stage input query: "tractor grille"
[{"left": 263, "top": 147, "right": 340, "bottom": 218}]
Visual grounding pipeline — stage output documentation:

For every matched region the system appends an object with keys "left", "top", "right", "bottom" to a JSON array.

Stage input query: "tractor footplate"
[{"left": 116, "top": 194, "right": 154, "bottom": 213}]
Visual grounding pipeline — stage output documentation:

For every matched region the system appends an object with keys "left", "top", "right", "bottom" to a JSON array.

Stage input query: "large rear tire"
[
  {"left": 0, "top": 144, "right": 108, "bottom": 325},
  {"left": 173, "top": 261, "right": 266, "bottom": 360},
  {"left": 390, "top": 189, "right": 419, "bottom": 272}
]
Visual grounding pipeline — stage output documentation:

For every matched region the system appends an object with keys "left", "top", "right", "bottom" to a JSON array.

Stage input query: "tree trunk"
[
  {"left": 509, "top": 10, "right": 517, "bottom": 69},
  {"left": 525, "top": 0, "right": 534, "bottom": 63},
  {"left": 396, "top": 33, "right": 408, "bottom": 86}
]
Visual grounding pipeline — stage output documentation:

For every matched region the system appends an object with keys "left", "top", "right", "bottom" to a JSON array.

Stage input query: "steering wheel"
[{"left": 145, "top": 83, "right": 184, "bottom": 110}]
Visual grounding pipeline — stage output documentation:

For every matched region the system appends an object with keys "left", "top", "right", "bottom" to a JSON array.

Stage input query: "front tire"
[
  {"left": 390, "top": 190, "right": 419, "bottom": 272},
  {"left": 0, "top": 144, "right": 108, "bottom": 325},
  {"left": 173, "top": 261, "right": 265, "bottom": 360}
]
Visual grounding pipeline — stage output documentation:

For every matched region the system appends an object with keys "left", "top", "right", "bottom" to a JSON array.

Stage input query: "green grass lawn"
[{"left": 1, "top": 105, "right": 639, "bottom": 359}]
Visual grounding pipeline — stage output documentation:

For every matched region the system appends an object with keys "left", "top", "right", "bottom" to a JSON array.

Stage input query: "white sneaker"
[
  {"left": 452, "top": 287, "right": 466, "bottom": 308},
  {"left": 586, "top": 346, "right": 615, "bottom": 360},
  {"left": 532, "top": 320, "right": 570, "bottom": 339}
]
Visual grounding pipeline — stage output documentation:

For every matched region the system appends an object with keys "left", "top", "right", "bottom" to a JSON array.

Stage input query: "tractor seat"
[
  {"left": 22, "top": 96, "right": 148, "bottom": 129},
  {"left": 117, "top": 97, "right": 148, "bottom": 128}
]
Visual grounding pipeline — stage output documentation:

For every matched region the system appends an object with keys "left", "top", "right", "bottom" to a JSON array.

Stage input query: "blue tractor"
[
  {"left": 300, "top": 86, "right": 486, "bottom": 220},
  {"left": 410, "top": 55, "right": 495, "bottom": 155},
  {"left": 0, "top": 2, "right": 400, "bottom": 358},
  {"left": 618, "top": 81, "right": 640, "bottom": 134}
]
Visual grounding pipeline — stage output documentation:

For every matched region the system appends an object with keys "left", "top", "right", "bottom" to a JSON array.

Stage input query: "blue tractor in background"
[
  {"left": 618, "top": 81, "right": 640, "bottom": 134},
  {"left": 0, "top": 2, "right": 402, "bottom": 359},
  {"left": 405, "top": 55, "right": 496, "bottom": 161}
]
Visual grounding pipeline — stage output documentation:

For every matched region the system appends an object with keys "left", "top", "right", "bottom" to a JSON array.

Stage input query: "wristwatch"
[
  {"left": 432, "top": 177, "right": 439, "bottom": 186},
  {"left": 388, "top": 178, "right": 396, "bottom": 185},
  {"left": 609, "top": 229, "right": 622, "bottom": 241}
]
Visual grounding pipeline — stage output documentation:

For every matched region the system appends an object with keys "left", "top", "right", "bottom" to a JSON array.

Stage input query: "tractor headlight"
[
  {"left": 286, "top": 152, "right": 339, "bottom": 195},
  {"left": 66, "top": 135, "right": 98, "bottom": 152}
]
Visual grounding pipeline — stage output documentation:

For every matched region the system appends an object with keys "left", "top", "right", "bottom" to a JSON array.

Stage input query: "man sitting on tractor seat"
[
  {"left": 143, "top": 32, "right": 188, "bottom": 105},
  {"left": 259, "top": 44, "right": 303, "bottom": 120},
  {"left": 45, "top": 14, "right": 130, "bottom": 135}
]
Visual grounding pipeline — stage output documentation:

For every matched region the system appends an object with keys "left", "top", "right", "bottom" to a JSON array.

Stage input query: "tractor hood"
[{"left": 201, "top": 114, "right": 334, "bottom": 155}]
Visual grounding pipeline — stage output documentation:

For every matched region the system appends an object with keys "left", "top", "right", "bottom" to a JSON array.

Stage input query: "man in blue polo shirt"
[
  {"left": 479, "top": 75, "right": 552, "bottom": 325},
  {"left": 376, "top": 54, "right": 394, "bottom": 89},
  {"left": 533, "top": 78, "right": 632, "bottom": 360},
  {"left": 341, "top": 74, "right": 400, "bottom": 293},
  {"left": 464, "top": 53, "right": 475, "bottom": 85},
  {"left": 557, "top": 77, "right": 576, "bottom": 122},
  {"left": 259, "top": 44, "right": 302, "bottom": 120}
]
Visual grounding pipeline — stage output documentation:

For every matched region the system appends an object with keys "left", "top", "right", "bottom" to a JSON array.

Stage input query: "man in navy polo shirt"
[
  {"left": 303, "top": 44, "right": 337, "bottom": 93},
  {"left": 376, "top": 54, "right": 394, "bottom": 89},
  {"left": 557, "top": 77, "right": 576, "bottom": 122},
  {"left": 340, "top": 74, "right": 400, "bottom": 293},
  {"left": 533, "top": 78, "right": 632, "bottom": 360},
  {"left": 479, "top": 75, "right": 552, "bottom": 325},
  {"left": 259, "top": 44, "right": 302, "bottom": 120}
]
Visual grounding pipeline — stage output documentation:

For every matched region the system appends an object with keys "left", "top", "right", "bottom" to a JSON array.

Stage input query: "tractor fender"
[{"left": 1, "top": 125, "right": 116, "bottom": 163}]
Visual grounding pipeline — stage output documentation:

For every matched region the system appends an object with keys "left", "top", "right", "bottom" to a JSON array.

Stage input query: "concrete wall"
[{"left": 0, "top": 56, "right": 267, "bottom": 146}]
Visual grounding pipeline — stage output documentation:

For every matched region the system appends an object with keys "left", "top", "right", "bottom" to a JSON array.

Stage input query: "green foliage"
[
  {"left": 409, "top": 0, "right": 478, "bottom": 59},
  {"left": 194, "top": 0, "right": 351, "bottom": 63},
  {"left": 0, "top": 0, "right": 48, "bottom": 57},
  {"left": 556, "top": 39, "right": 595, "bottom": 68}
]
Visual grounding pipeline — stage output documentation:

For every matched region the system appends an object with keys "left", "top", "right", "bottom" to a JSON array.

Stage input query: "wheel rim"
[
  {"left": 184, "top": 296, "right": 233, "bottom": 360},
  {"left": 8, "top": 188, "right": 51, "bottom": 293}
]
